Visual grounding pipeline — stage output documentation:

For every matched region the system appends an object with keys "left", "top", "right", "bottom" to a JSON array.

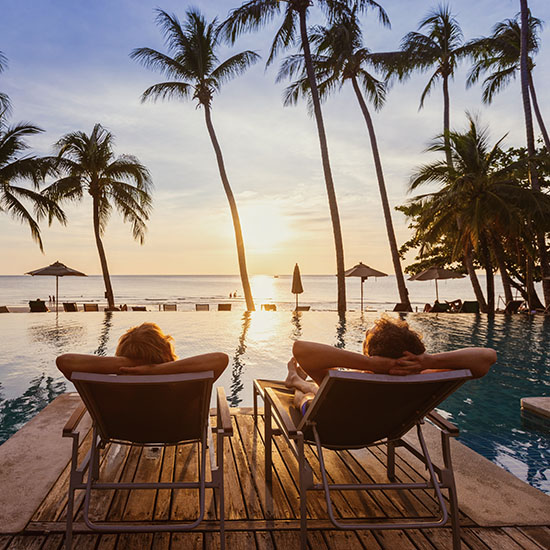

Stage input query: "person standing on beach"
[{"left": 57, "top": 323, "right": 228, "bottom": 380}]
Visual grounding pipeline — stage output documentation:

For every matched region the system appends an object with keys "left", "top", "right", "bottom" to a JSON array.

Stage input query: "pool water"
[{"left": 0, "top": 311, "right": 548, "bottom": 494}]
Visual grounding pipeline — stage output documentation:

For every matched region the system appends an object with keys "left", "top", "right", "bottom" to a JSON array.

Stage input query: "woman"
[
  {"left": 56, "top": 322, "right": 228, "bottom": 381},
  {"left": 285, "top": 316, "right": 496, "bottom": 415}
]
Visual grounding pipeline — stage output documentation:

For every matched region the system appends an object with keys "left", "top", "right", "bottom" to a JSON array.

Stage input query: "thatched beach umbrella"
[
  {"left": 344, "top": 262, "right": 387, "bottom": 311},
  {"left": 291, "top": 263, "right": 304, "bottom": 310},
  {"left": 26, "top": 261, "right": 87, "bottom": 312},
  {"left": 408, "top": 266, "right": 464, "bottom": 302}
]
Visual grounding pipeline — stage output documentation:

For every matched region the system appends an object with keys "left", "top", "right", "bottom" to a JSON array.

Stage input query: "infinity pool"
[{"left": 0, "top": 311, "right": 548, "bottom": 494}]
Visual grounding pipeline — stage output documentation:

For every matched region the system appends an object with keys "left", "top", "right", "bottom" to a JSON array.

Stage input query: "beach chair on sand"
[
  {"left": 218, "top": 303, "right": 231, "bottom": 311},
  {"left": 0, "top": 306, "right": 9, "bottom": 313},
  {"left": 63, "top": 372, "right": 232, "bottom": 550},
  {"left": 295, "top": 306, "right": 310, "bottom": 312},
  {"left": 83, "top": 303, "right": 99, "bottom": 312},
  {"left": 162, "top": 303, "right": 177, "bottom": 311},
  {"left": 29, "top": 299, "right": 48, "bottom": 312},
  {"left": 458, "top": 300, "right": 479, "bottom": 313},
  {"left": 504, "top": 299, "right": 524, "bottom": 314},
  {"left": 196, "top": 304, "right": 210, "bottom": 311},
  {"left": 63, "top": 302, "right": 78, "bottom": 312},
  {"left": 253, "top": 369, "right": 472, "bottom": 550},
  {"left": 131, "top": 306, "right": 147, "bottom": 311},
  {"left": 261, "top": 304, "right": 277, "bottom": 311}
]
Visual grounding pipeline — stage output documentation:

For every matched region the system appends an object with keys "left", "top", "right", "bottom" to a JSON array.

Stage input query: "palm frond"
[
  {"left": 211, "top": 50, "right": 260, "bottom": 88},
  {"left": 266, "top": 5, "right": 297, "bottom": 67},
  {"left": 0, "top": 188, "right": 44, "bottom": 251},
  {"left": 141, "top": 82, "right": 193, "bottom": 104}
]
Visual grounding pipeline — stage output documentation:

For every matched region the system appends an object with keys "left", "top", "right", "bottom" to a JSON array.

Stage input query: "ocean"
[{"left": 0, "top": 273, "right": 529, "bottom": 312}]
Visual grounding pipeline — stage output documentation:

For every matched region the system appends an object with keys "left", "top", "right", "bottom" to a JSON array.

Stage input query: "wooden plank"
[
  {"left": 203, "top": 532, "right": 221, "bottom": 550},
  {"left": 154, "top": 446, "right": 175, "bottom": 522},
  {"left": 305, "top": 531, "right": 330, "bottom": 550},
  {"left": 150, "top": 533, "right": 170, "bottom": 550},
  {"left": 226, "top": 531, "right": 256, "bottom": 550},
  {"left": 255, "top": 532, "right": 275, "bottom": 550},
  {"left": 322, "top": 530, "right": 367, "bottom": 550},
  {"left": 397, "top": 530, "right": 437, "bottom": 550},
  {"left": 441, "top": 527, "right": 490, "bottom": 550},
  {"left": 5, "top": 536, "right": 44, "bottom": 550},
  {"left": 69, "top": 535, "right": 98, "bottom": 550},
  {"left": 171, "top": 532, "right": 203, "bottom": 549},
  {"left": 38, "top": 534, "right": 63, "bottom": 550},
  {"left": 353, "top": 530, "right": 384, "bottom": 549},
  {"left": 116, "top": 533, "right": 152, "bottom": 550},
  {"left": 504, "top": 527, "right": 548, "bottom": 550},
  {"left": 372, "top": 530, "right": 418, "bottom": 550},
  {"left": 472, "top": 527, "right": 532, "bottom": 550},
  {"left": 0, "top": 536, "right": 12, "bottom": 550},
  {"left": 171, "top": 442, "right": 201, "bottom": 522},
  {"left": 271, "top": 531, "right": 305, "bottom": 550},
  {"left": 520, "top": 527, "right": 550, "bottom": 550},
  {"left": 96, "top": 534, "right": 118, "bottom": 550},
  {"left": 237, "top": 414, "right": 296, "bottom": 520},
  {"left": 123, "top": 446, "right": 163, "bottom": 521}
]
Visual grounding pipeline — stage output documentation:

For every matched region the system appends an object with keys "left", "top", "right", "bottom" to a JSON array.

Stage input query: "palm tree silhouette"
[
  {"left": 466, "top": 13, "right": 549, "bottom": 152},
  {"left": 0, "top": 51, "right": 11, "bottom": 117},
  {"left": 44, "top": 124, "right": 152, "bottom": 310},
  {"left": 131, "top": 8, "right": 259, "bottom": 311},
  {"left": 279, "top": 8, "right": 411, "bottom": 310},
  {"left": 373, "top": 4, "right": 466, "bottom": 169},
  {"left": 0, "top": 117, "right": 65, "bottom": 251},
  {"left": 221, "top": 0, "right": 389, "bottom": 314}
]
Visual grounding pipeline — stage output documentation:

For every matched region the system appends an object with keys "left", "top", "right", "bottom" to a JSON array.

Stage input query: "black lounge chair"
[
  {"left": 162, "top": 303, "right": 177, "bottom": 311},
  {"left": 295, "top": 306, "right": 311, "bottom": 312},
  {"left": 218, "top": 303, "right": 231, "bottom": 311},
  {"left": 253, "top": 369, "right": 472, "bottom": 550},
  {"left": 63, "top": 302, "right": 78, "bottom": 312},
  {"left": 131, "top": 306, "right": 147, "bottom": 311},
  {"left": 0, "top": 305, "right": 9, "bottom": 313},
  {"left": 431, "top": 301, "right": 450, "bottom": 313},
  {"left": 504, "top": 300, "right": 524, "bottom": 314},
  {"left": 83, "top": 303, "right": 99, "bottom": 312},
  {"left": 29, "top": 299, "right": 48, "bottom": 312},
  {"left": 459, "top": 300, "right": 479, "bottom": 313},
  {"left": 64, "top": 371, "right": 232, "bottom": 550},
  {"left": 196, "top": 304, "right": 210, "bottom": 311}
]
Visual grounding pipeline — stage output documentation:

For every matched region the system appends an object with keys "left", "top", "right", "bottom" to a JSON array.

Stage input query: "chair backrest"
[
  {"left": 504, "top": 300, "right": 523, "bottom": 314},
  {"left": 295, "top": 306, "right": 310, "bottom": 312},
  {"left": 132, "top": 306, "right": 147, "bottom": 311},
  {"left": 163, "top": 303, "right": 177, "bottom": 311},
  {"left": 83, "top": 303, "right": 99, "bottom": 312},
  {"left": 196, "top": 304, "right": 210, "bottom": 311},
  {"left": 29, "top": 300, "right": 48, "bottom": 312},
  {"left": 298, "top": 369, "right": 472, "bottom": 449},
  {"left": 63, "top": 302, "right": 78, "bottom": 312},
  {"left": 71, "top": 371, "right": 214, "bottom": 444},
  {"left": 218, "top": 303, "right": 231, "bottom": 311},
  {"left": 460, "top": 301, "right": 479, "bottom": 313},
  {"left": 431, "top": 302, "right": 449, "bottom": 313},
  {"left": 0, "top": 306, "right": 9, "bottom": 313},
  {"left": 261, "top": 304, "right": 277, "bottom": 311}
]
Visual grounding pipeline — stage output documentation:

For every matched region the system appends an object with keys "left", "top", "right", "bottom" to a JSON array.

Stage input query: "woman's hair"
[
  {"left": 363, "top": 316, "right": 425, "bottom": 358},
  {"left": 115, "top": 323, "right": 177, "bottom": 364}
]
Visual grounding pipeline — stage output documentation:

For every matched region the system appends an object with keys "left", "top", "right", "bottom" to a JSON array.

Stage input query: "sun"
[{"left": 238, "top": 203, "right": 292, "bottom": 252}]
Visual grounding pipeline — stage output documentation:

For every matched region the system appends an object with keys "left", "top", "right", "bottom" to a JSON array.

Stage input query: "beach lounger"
[
  {"left": 29, "top": 299, "right": 48, "bottom": 312},
  {"left": 218, "top": 303, "right": 231, "bottom": 311},
  {"left": 261, "top": 304, "right": 277, "bottom": 311},
  {"left": 162, "top": 303, "right": 177, "bottom": 311},
  {"left": 0, "top": 305, "right": 9, "bottom": 313},
  {"left": 504, "top": 299, "right": 524, "bottom": 314},
  {"left": 64, "top": 371, "right": 232, "bottom": 550},
  {"left": 131, "top": 306, "right": 147, "bottom": 311},
  {"left": 431, "top": 301, "right": 450, "bottom": 313},
  {"left": 253, "top": 369, "right": 472, "bottom": 550},
  {"left": 63, "top": 302, "right": 78, "bottom": 312},
  {"left": 196, "top": 304, "right": 210, "bottom": 311},
  {"left": 295, "top": 306, "right": 310, "bottom": 312},
  {"left": 459, "top": 300, "right": 479, "bottom": 313},
  {"left": 83, "top": 303, "right": 99, "bottom": 312}
]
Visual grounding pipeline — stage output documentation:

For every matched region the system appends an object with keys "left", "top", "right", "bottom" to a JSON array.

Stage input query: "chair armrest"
[
  {"left": 63, "top": 402, "right": 87, "bottom": 437},
  {"left": 265, "top": 387, "right": 298, "bottom": 437},
  {"left": 427, "top": 410, "right": 459, "bottom": 436},
  {"left": 216, "top": 387, "right": 233, "bottom": 436}
]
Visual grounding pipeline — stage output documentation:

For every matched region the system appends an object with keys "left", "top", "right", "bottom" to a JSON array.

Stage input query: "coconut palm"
[
  {"left": 467, "top": 13, "right": 549, "bottom": 152},
  {"left": 0, "top": 117, "right": 65, "bottom": 251},
  {"left": 373, "top": 4, "right": 467, "bottom": 168},
  {"left": 405, "top": 113, "right": 550, "bottom": 311},
  {"left": 221, "top": 0, "right": 389, "bottom": 315},
  {"left": 44, "top": 124, "right": 152, "bottom": 310},
  {"left": 279, "top": 8, "right": 411, "bottom": 310},
  {"left": 0, "top": 51, "right": 11, "bottom": 117},
  {"left": 131, "top": 9, "right": 258, "bottom": 312}
]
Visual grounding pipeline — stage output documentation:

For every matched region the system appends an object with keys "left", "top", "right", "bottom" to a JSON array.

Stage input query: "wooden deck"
[{"left": 1, "top": 408, "right": 549, "bottom": 550}]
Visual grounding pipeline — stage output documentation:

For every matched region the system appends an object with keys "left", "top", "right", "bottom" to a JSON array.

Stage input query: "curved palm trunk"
[
  {"left": 520, "top": 0, "right": 550, "bottom": 306},
  {"left": 463, "top": 243, "right": 487, "bottom": 313},
  {"left": 299, "top": 8, "right": 346, "bottom": 315},
  {"left": 203, "top": 105, "right": 255, "bottom": 312},
  {"left": 479, "top": 232, "right": 495, "bottom": 313},
  {"left": 442, "top": 74, "right": 453, "bottom": 169},
  {"left": 350, "top": 76, "right": 411, "bottom": 310},
  {"left": 489, "top": 232, "right": 513, "bottom": 304},
  {"left": 528, "top": 72, "right": 550, "bottom": 152},
  {"left": 92, "top": 195, "right": 115, "bottom": 310}
]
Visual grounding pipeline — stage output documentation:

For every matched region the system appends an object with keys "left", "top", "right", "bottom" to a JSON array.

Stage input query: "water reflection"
[
  {"left": 290, "top": 311, "right": 303, "bottom": 340},
  {"left": 335, "top": 314, "right": 346, "bottom": 348},
  {"left": 95, "top": 311, "right": 114, "bottom": 356},
  {"left": 28, "top": 318, "right": 85, "bottom": 352},
  {"left": 228, "top": 311, "right": 251, "bottom": 407},
  {"left": 0, "top": 375, "right": 66, "bottom": 443}
]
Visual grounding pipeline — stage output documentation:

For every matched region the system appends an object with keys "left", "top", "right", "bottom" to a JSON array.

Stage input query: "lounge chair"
[
  {"left": 64, "top": 371, "right": 232, "bottom": 550},
  {"left": 218, "top": 303, "right": 231, "bottom": 311},
  {"left": 196, "top": 304, "right": 210, "bottom": 311},
  {"left": 446, "top": 299, "right": 462, "bottom": 312},
  {"left": 459, "top": 300, "right": 479, "bottom": 313},
  {"left": 295, "top": 306, "right": 310, "bottom": 312},
  {"left": 431, "top": 301, "right": 450, "bottom": 313},
  {"left": 261, "top": 304, "right": 277, "bottom": 311},
  {"left": 162, "top": 303, "right": 177, "bottom": 311},
  {"left": 63, "top": 302, "right": 78, "bottom": 312},
  {"left": 29, "top": 299, "right": 48, "bottom": 312},
  {"left": 0, "top": 305, "right": 9, "bottom": 313},
  {"left": 131, "top": 306, "right": 147, "bottom": 311},
  {"left": 504, "top": 299, "right": 524, "bottom": 314},
  {"left": 253, "top": 369, "right": 472, "bottom": 550},
  {"left": 83, "top": 303, "right": 99, "bottom": 312}
]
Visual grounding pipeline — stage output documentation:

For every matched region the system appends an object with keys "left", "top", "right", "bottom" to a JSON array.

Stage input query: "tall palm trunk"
[
  {"left": 463, "top": 248, "right": 487, "bottom": 312},
  {"left": 299, "top": 8, "right": 346, "bottom": 315},
  {"left": 528, "top": 73, "right": 550, "bottom": 152},
  {"left": 479, "top": 232, "right": 495, "bottom": 313},
  {"left": 442, "top": 73, "right": 453, "bottom": 169},
  {"left": 204, "top": 105, "right": 255, "bottom": 311},
  {"left": 490, "top": 232, "right": 514, "bottom": 304},
  {"left": 520, "top": 0, "right": 550, "bottom": 306},
  {"left": 350, "top": 76, "right": 411, "bottom": 310},
  {"left": 92, "top": 195, "right": 115, "bottom": 310}
]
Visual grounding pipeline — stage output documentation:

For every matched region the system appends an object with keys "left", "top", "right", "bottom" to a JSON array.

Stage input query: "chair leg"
[
  {"left": 298, "top": 436, "right": 307, "bottom": 550},
  {"left": 387, "top": 440, "right": 396, "bottom": 481},
  {"left": 65, "top": 482, "right": 75, "bottom": 550},
  {"left": 264, "top": 400, "right": 273, "bottom": 483},
  {"left": 441, "top": 432, "right": 461, "bottom": 550},
  {"left": 253, "top": 385, "right": 258, "bottom": 426},
  {"left": 218, "top": 434, "right": 226, "bottom": 550}
]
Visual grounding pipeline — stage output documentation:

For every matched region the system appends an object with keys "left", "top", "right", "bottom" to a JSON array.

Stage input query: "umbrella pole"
[
  {"left": 296, "top": 294, "right": 298, "bottom": 310},
  {"left": 361, "top": 279, "right": 364, "bottom": 311},
  {"left": 435, "top": 279, "right": 439, "bottom": 302},
  {"left": 56, "top": 276, "right": 59, "bottom": 313}
]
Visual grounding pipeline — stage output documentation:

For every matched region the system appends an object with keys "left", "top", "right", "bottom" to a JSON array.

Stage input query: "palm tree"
[
  {"left": 0, "top": 117, "right": 65, "bottom": 251},
  {"left": 279, "top": 8, "right": 411, "bottom": 310},
  {"left": 221, "top": 0, "right": 389, "bottom": 315},
  {"left": 405, "top": 113, "right": 550, "bottom": 311},
  {"left": 466, "top": 13, "right": 550, "bottom": 152},
  {"left": 373, "top": 4, "right": 466, "bottom": 168},
  {"left": 44, "top": 124, "right": 152, "bottom": 310},
  {"left": 0, "top": 51, "right": 11, "bottom": 117},
  {"left": 131, "top": 8, "right": 258, "bottom": 312}
]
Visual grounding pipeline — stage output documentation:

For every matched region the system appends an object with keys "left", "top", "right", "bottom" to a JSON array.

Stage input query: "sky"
[{"left": 1, "top": 0, "right": 549, "bottom": 276}]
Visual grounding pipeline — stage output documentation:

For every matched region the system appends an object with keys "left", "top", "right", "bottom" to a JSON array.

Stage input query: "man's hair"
[
  {"left": 115, "top": 323, "right": 177, "bottom": 364},
  {"left": 363, "top": 316, "right": 425, "bottom": 358}
]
